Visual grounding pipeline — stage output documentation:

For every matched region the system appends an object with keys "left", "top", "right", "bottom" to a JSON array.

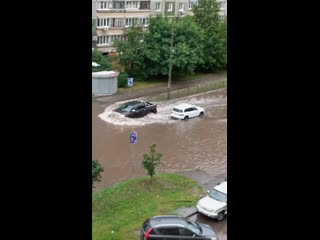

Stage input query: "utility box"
[{"left": 92, "top": 71, "right": 119, "bottom": 96}]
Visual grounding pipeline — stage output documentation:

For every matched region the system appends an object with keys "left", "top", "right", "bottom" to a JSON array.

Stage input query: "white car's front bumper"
[{"left": 196, "top": 205, "right": 219, "bottom": 218}]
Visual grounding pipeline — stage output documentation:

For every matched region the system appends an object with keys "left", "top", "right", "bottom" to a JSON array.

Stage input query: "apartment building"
[
  {"left": 95, "top": 1, "right": 151, "bottom": 53},
  {"left": 93, "top": 0, "right": 227, "bottom": 53},
  {"left": 93, "top": 0, "right": 97, "bottom": 49}
]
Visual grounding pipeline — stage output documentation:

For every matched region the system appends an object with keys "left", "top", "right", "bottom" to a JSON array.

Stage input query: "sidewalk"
[{"left": 93, "top": 71, "right": 227, "bottom": 105}]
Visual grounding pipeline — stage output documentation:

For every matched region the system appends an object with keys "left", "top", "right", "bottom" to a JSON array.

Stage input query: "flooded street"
[
  {"left": 92, "top": 87, "right": 227, "bottom": 239},
  {"left": 93, "top": 88, "right": 227, "bottom": 189}
]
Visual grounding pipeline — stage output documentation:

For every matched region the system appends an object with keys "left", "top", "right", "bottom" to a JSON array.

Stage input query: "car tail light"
[{"left": 144, "top": 227, "right": 153, "bottom": 240}]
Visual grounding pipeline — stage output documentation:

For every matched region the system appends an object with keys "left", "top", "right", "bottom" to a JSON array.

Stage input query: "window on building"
[
  {"left": 155, "top": 2, "right": 161, "bottom": 11},
  {"left": 113, "top": 1, "right": 125, "bottom": 9},
  {"left": 188, "top": 1, "right": 196, "bottom": 9},
  {"left": 168, "top": 3, "right": 173, "bottom": 12},
  {"left": 219, "top": 15, "right": 224, "bottom": 21},
  {"left": 98, "top": 1, "right": 113, "bottom": 10},
  {"left": 97, "top": 18, "right": 111, "bottom": 28},
  {"left": 140, "top": 1, "right": 150, "bottom": 9},
  {"left": 179, "top": 3, "right": 184, "bottom": 11}
]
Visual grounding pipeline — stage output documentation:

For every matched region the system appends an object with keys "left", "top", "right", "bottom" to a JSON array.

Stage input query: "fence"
[{"left": 146, "top": 79, "right": 227, "bottom": 102}]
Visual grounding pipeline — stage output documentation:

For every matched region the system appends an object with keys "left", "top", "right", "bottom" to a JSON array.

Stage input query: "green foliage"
[
  {"left": 118, "top": 72, "right": 129, "bottom": 88},
  {"left": 142, "top": 144, "right": 163, "bottom": 180},
  {"left": 193, "top": 0, "right": 227, "bottom": 71},
  {"left": 114, "top": 26, "right": 148, "bottom": 80},
  {"left": 92, "top": 159, "right": 104, "bottom": 189},
  {"left": 143, "top": 16, "right": 204, "bottom": 77},
  {"left": 92, "top": 50, "right": 112, "bottom": 72}
]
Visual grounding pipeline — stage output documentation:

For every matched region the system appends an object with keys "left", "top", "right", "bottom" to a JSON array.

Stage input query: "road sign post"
[
  {"left": 128, "top": 78, "right": 133, "bottom": 97},
  {"left": 130, "top": 132, "right": 137, "bottom": 144}
]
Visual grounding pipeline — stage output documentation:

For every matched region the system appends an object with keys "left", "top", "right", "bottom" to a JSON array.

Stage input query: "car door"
[
  {"left": 178, "top": 227, "right": 207, "bottom": 240},
  {"left": 154, "top": 227, "right": 180, "bottom": 240},
  {"left": 184, "top": 108, "right": 192, "bottom": 118},
  {"left": 137, "top": 104, "right": 147, "bottom": 117},
  {"left": 190, "top": 107, "right": 199, "bottom": 118}
]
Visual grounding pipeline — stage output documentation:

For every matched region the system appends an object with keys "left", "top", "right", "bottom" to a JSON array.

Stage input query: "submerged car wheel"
[
  {"left": 153, "top": 109, "right": 157, "bottom": 114},
  {"left": 199, "top": 112, "right": 204, "bottom": 118},
  {"left": 217, "top": 212, "right": 224, "bottom": 221},
  {"left": 184, "top": 116, "right": 189, "bottom": 120}
]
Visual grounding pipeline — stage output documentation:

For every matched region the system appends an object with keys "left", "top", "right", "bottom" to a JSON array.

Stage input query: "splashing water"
[{"left": 98, "top": 89, "right": 227, "bottom": 126}]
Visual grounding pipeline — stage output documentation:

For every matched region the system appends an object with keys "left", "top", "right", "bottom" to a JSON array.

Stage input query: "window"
[
  {"left": 179, "top": 3, "right": 184, "bottom": 11},
  {"left": 98, "top": 1, "right": 112, "bottom": 10},
  {"left": 219, "top": 15, "right": 224, "bottom": 21},
  {"left": 188, "top": 1, "right": 196, "bottom": 9},
  {"left": 126, "top": 1, "right": 139, "bottom": 9},
  {"left": 158, "top": 227, "right": 179, "bottom": 235},
  {"left": 140, "top": 1, "right": 150, "bottom": 9},
  {"left": 155, "top": 2, "right": 161, "bottom": 11},
  {"left": 179, "top": 228, "right": 194, "bottom": 236},
  {"left": 112, "top": 1, "right": 125, "bottom": 9},
  {"left": 97, "top": 18, "right": 111, "bottom": 28},
  {"left": 168, "top": 3, "right": 173, "bottom": 12}
]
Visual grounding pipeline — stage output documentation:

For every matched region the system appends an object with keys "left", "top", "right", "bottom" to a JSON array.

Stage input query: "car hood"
[
  {"left": 198, "top": 223, "right": 217, "bottom": 237},
  {"left": 198, "top": 196, "right": 226, "bottom": 211}
]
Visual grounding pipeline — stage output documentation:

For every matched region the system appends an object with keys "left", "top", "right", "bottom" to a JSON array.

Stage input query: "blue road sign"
[
  {"left": 128, "top": 78, "right": 133, "bottom": 87},
  {"left": 130, "top": 132, "right": 137, "bottom": 144}
]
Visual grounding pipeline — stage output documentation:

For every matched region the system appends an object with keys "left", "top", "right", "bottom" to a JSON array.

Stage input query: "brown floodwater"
[{"left": 92, "top": 88, "right": 227, "bottom": 190}]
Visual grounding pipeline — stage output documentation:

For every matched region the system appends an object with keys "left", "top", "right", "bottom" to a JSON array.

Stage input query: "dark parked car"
[
  {"left": 140, "top": 215, "right": 218, "bottom": 240},
  {"left": 114, "top": 100, "right": 157, "bottom": 118}
]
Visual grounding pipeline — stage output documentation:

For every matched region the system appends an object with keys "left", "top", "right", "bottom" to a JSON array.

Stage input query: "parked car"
[
  {"left": 170, "top": 104, "right": 204, "bottom": 120},
  {"left": 140, "top": 215, "right": 218, "bottom": 240},
  {"left": 196, "top": 181, "right": 227, "bottom": 221},
  {"left": 114, "top": 100, "right": 157, "bottom": 118}
]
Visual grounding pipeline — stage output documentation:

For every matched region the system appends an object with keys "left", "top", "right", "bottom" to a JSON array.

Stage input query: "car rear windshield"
[{"left": 173, "top": 108, "right": 183, "bottom": 113}]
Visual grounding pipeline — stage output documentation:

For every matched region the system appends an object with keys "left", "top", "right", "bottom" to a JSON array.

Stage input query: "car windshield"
[
  {"left": 186, "top": 221, "right": 201, "bottom": 235},
  {"left": 173, "top": 108, "right": 183, "bottom": 113},
  {"left": 120, "top": 104, "right": 135, "bottom": 112},
  {"left": 208, "top": 189, "right": 227, "bottom": 202}
]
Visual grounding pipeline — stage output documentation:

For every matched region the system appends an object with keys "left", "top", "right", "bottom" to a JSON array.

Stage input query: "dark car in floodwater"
[
  {"left": 114, "top": 100, "right": 157, "bottom": 118},
  {"left": 140, "top": 215, "right": 218, "bottom": 240}
]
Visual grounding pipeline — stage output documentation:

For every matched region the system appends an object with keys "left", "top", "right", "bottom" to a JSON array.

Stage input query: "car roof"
[
  {"left": 174, "top": 103, "right": 195, "bottom": 110},
  {"left": 150, "top": 215, "right": 188, "bottom": 228},
  {"left": 214, "top": 181, "right": 227, "bottom": 194}
]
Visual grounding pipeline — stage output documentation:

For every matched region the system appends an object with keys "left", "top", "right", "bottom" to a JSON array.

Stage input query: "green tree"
[
  {"left": 193, "top": 0, "right": 227, "bottom": 71},
  {"left": 92, "top": 159, "right": 104, "bottom": 189},
  {"left": 143, "top": 16, "right": 204, "bottom": 77},
  {"left": 114, "top": 26, "right": 147, "bottom": 80},
  {"left": 92, "top": 50, "right": 112, "bottom": 72},
  {"left": 142, "top": 144, "right": 163, "bottom": 182}
]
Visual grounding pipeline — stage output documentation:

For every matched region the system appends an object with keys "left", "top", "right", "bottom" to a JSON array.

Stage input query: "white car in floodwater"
[
  {"left": 196, "top": 181, "right": 227, "bottom": 221},
  {"left": 170, "top": 103, "right": 204, "bottom": 120}
]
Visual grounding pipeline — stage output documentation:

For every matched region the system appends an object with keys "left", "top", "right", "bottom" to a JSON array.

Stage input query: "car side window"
[
  {"left": 137, "top": 105, "right": 145, "bottom": 110},
  {"left": 191, "top": 107, "right": 197, "bottom": 111},
  {"left": 184, "top": 108, "right": 191, "bottom": 112},
  {"left": 157, "top": 227, "right": 179, "bottom": 235},
  {"left": 178, "top": 227, "right": 194, "bottom": 236}
]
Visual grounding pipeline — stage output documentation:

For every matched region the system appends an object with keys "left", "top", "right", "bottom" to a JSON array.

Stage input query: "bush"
[
  {"left": 118, "top": 72, "right": 128, "bottom": 88},
  {"left": 92, "top": 50, "right": 112, "bottom": 72}
]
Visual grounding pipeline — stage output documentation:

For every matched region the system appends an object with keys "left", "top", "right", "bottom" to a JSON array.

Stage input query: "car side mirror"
[
  {"left": 192, "top": 234, "right": 196, "bottom": 238},
  {"left": 207, "top": 190, "right": 210, "bottom": 194},
  {"left": 131, "top": 109, "right": 136, "bottom": 112}
]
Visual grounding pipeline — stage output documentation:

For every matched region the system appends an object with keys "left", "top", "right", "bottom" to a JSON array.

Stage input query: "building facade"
[{"left": 93, "top": 0, "right": 227, "bottom": 53}]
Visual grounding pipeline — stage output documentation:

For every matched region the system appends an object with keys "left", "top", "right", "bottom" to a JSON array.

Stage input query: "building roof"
[{"left": 92, "top": 71, "right": 119, "bottom": 78}]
